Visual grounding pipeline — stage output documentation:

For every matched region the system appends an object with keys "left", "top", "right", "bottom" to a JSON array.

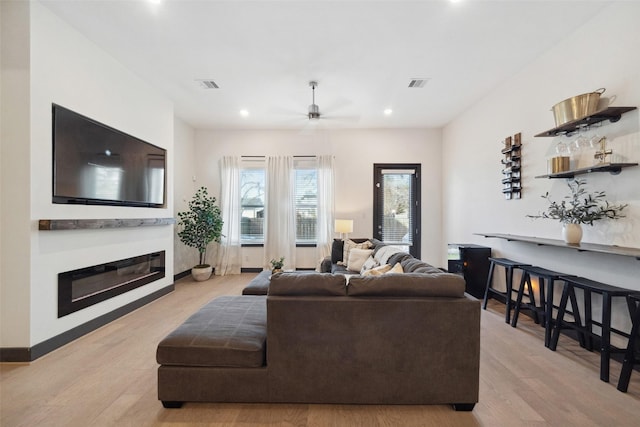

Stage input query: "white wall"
[
  {"left": 194, "top": 128, "right": 443, "bottom": 269},
  {"left": 1, "top": 2, "right": 175, "bottom": 348},
  {"left": 173, "top": 116, "right": 197, "bottom": 274},
  {"left": 1, "top": 1, "right": 32, "bottom": 348},
  {"left": 442, "top": 2, "right": 640, "bottom": 339}
]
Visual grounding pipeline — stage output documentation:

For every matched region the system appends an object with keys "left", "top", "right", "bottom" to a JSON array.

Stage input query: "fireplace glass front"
[{"left": 58, "top": 251, "right": 165, "bottom": 317}]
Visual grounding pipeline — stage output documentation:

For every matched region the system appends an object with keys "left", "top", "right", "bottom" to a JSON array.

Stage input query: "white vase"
[
  {"left": 562, "top": 223, "right": 583, "bottom": 245},
  {"left": 191, "top": 265, "right": 213, "bottom": 281}
]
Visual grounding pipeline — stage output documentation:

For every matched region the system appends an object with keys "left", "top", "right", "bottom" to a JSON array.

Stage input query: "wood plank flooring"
[{"left": 1, "top": 273, "right": 639, "bottom": 426}]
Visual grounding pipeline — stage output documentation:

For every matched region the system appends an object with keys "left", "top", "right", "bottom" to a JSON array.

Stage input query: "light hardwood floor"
[{"left": 1, "top": 273, "right": 639, "bottom": 426}]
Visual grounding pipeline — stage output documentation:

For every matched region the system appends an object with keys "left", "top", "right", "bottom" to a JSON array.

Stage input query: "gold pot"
[
  {"left": 551, "top": 88, "right": 605, "bottom": 126},
  {"left": 548, "top": 156, "right": 570, "bottom": 174}
]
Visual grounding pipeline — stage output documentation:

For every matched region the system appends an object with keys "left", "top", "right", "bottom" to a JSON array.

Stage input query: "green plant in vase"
[
  {"left": 270, "top": 256, "right": 285, "bottom": 273},
  {"left": 177, "top": 187, "right": 224, "bottom": 281},
  {"left": 527, "top": 179, "right": 626, "bottom": 245}
]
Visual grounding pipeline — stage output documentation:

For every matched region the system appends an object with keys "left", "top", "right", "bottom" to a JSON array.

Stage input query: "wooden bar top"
[{"left": 476, "top": 233, "right": 640, "bottom": 260}]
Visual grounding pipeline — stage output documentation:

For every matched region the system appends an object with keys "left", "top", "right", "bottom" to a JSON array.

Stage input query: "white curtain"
[
  {"left": 264, "top": 156, "right": 296, "bottom": 270},
  {"left": 316, "top": 155, "right": 335, "bottom": 267},
  {"left": 216, "top": 156, "right": 242, "bottom": 275}
]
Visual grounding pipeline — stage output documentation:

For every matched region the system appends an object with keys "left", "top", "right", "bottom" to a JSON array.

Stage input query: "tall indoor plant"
[
  {"left": 177, "top": 187, "right": 224, "bottom": 281},
  {"left": 527, "top": 179, "right": 627, "bottom": 244}
]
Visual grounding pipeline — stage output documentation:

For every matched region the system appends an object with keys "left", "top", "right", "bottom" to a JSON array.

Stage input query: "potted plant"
[
  {"left": 527, "top": 179, "right": 627, "bottom": 245},
  {"left": 270, "top": 256, "right": 285, "bottom": 274},
  {"left": 177, "top": 187, "right": 224, "bottom": 281}
]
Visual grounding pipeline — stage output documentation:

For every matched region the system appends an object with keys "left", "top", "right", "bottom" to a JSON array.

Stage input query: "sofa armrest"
[{"left": 320, "top": 256, "right": 332, "bottom": 273}]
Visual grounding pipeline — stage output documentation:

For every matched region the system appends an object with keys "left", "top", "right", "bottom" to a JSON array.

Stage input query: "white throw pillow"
[
  {"left": 360, "top": 255, "right": 379, "bottom": 273},
  {"left": 340, "top": 239, "right": 373, "bottom": 266},
  {"left": 373, "top": 245, "right": 405, "bottom": 265},
  {"left": 347, "top": 248, "right": 373, "bottom": 272}
]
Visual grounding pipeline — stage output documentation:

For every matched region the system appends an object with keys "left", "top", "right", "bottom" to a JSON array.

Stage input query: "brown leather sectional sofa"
[{"left": 156, "top": 269, "right": 481, "bottom": 410}]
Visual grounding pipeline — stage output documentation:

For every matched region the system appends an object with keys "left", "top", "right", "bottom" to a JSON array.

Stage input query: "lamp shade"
[{"left": 335, "top": 219, "right": 353, "bottom": 234}]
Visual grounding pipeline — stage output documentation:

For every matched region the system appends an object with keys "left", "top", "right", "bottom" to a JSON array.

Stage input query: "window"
[
  {"left": 239, "top": 159, "right": 319, "bottom": 245},
  {"left": 295, "top": 167, "right": 317, "bottom": 243},
  {"left": 240, "top": 168, "right": 265, "bottom": 243}
]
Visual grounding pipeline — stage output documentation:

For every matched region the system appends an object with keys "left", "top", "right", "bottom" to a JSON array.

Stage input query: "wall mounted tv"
[{"left": 52, "top": 104, "right": 166, "bottom": 208}]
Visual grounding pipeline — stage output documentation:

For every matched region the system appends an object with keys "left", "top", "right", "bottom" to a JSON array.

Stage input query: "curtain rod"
[{"left": 240, "top": 155, "right": 318, "bottom": 158}]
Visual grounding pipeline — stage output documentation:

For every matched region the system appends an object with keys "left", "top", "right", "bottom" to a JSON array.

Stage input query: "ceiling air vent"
[
  {"left": 408, "top": 78, "right": 429, "bottom": 88},
  {"left": 197, "top": 79, "right": 220, "bottom": 89}
]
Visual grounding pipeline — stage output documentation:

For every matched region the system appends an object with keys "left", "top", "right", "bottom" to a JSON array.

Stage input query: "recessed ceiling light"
[
  {"left": 239, "top": 109, "right": 249, "bottom": 117},
  {"left": 384, "top": 109, "right": 393, "bottom": 116}
]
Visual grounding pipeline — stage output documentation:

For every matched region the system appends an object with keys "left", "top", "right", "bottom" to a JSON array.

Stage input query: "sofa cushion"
[
  {"left": 156, "top": 296, "right": 267, "bottom": 368},
  {"left": 347, "top": 273, "right": 465, "bottom": 297},
  {"left": 387, "top": 251, "right": 413, "bottom": 267},
  {"left": 242, "top": 270, "right": 271, "bottom": 295},
  {"left": 331, "top": 263, "right": 350, "bottom": 274},
  {"left": 401, "top": 257, "right": 431, "bottom": 273},
  {"left": 269, "top": 272, "right": 347, "bottom": 296}
]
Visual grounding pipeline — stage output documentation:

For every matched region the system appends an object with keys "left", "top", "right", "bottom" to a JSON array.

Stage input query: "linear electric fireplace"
[{"left": 58, "top": 251, "right": 165, "bottom": 317}]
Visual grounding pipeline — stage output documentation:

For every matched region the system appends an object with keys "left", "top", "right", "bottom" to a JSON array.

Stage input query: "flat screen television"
[{"left": 52, "top": 104, "right": 166, "bottom": 208}]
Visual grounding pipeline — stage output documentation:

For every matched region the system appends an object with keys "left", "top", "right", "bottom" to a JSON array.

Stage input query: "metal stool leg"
[
  {"left": 511, "top": 272, "right": 528, "bottom": 328},
  {"left": 482, "top": 261, "right": 496, "bottom": 310},
  {"left": 618, "top": 296, "right": 640, "bottom": 392}
]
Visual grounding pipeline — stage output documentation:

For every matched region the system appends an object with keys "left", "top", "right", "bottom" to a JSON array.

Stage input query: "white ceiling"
[{"left": 39, "top": 0, "right": 612, "bottom": 130}]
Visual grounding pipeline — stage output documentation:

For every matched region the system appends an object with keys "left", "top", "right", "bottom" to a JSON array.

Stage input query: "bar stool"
[
  {"left": 510, "top": 266, "right": 573, "bottom": 348},
  {"left": 617, "top": 294, "right": 640, "bottom": 392},
  {"left": 550, "top": 276, "right": 636, "bottom": 382},
  {"left": 482, "top": 257, "right": 531, "bottom": 324}
]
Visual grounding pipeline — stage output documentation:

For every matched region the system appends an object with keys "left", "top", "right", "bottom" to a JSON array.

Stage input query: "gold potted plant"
[
  {"left": 177, "top": 187, "right": 224, "bottom": 281},
  {"left": 270, "top": 256, "right": 285, "bottom": 274},
  {"left": 527, "top": 179, "right": 627, "bottom": 245}
]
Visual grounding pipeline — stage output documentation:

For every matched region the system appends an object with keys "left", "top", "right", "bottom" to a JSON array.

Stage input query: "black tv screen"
[{"left": 52, "top": 104, "right": 166, "bottom": 208}]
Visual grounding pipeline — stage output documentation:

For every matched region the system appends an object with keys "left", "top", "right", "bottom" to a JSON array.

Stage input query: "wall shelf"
[
  {"left": 476, "top": 233, "right": 640, "bottom": 260},
  {"left": 535, "top": 162, "right": 639, "bottom": 179},
  {"left": 534, "top": 106, "right": 637, "bottom": 137},
  {"left": 38, "top": 217, "right": 176, "bottom": 231}
]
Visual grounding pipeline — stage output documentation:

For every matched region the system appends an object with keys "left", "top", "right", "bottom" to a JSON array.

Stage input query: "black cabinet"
[{"left": 447, "top": 244, "right": 491, "bottom": 299}]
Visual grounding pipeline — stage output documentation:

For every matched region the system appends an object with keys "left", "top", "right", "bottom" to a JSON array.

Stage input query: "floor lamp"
[{"left": 335, "top": 219, "right": 353, "bottom": 241}]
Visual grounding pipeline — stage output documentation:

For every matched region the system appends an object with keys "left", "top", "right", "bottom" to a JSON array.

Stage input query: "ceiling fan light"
[{"left": 308, "top": 103, "right": 320, "bottom": 120}]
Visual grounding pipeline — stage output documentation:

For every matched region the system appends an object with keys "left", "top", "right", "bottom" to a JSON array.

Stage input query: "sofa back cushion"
[
  {"left": 269, "top": 272, "right": 347, "bottom": 296},
  {"left": 347, "top": 273, "right": 465, "bottom": 298}
]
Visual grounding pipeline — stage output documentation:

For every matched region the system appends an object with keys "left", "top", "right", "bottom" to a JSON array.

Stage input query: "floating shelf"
[
  {"left": 38, "top": 217, "right": 176, "bottom": 230},
  {"left": 476, "top": 233, "right": 640, "bottom": 260},
  {"left": 535, "top": 162, "right": 638, "bottom": 179},
  {"left": 535, "top": 106, "right": 637, "bottom": 137}
]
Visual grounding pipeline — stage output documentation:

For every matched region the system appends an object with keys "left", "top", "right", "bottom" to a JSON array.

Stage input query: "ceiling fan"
[{"left": 307, "top": 81, "right": 321, "bottom": 121}]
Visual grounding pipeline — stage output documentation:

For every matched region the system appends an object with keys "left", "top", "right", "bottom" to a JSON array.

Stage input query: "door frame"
[{"left": 373, "top": 163, "right": 421, "bottom": 259}]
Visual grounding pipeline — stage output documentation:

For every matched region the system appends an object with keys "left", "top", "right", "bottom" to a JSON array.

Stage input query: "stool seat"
[
  {"left": 550, "top": 276, "right": 637, "bottom": 382},
  {"left": 519, "top": 265, "right": 566, "bottom": 279},
  {"left": 483, "top": 258, "right": 530, "bottom": 324},
  {"left": 488, "top": 257, "right": 530, "bottom": 268}
]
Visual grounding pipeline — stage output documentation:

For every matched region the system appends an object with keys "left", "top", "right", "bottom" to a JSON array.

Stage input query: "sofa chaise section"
[{"left": 156, "top": 295, "right": 269, "bottom": 406}]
